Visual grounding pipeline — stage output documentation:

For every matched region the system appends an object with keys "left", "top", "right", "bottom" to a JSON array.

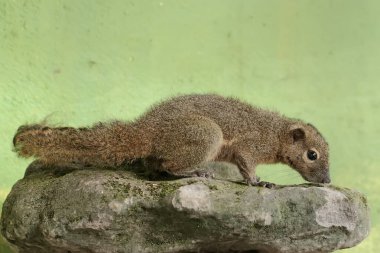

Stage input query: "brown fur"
[{"left": 13, "top": 94, "right": 330, "bottom": 185}]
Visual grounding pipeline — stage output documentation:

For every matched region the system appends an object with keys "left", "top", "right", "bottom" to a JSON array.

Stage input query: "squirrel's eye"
[{"left": 307, "top": 150, "right": 318, "bottom": 160}]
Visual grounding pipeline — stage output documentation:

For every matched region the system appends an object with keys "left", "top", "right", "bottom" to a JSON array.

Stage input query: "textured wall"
[{"left": 1, "top": 0, "right": 379, "bottom": 252}]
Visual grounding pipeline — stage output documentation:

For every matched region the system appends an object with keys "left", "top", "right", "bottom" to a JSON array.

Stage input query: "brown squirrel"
[{"left": 13, "top": 94, "right": 330, "bottom": 187}]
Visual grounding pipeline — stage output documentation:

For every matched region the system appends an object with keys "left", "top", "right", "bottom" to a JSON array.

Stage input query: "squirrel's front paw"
[
  {"left": 256, "top": 181, "right": 275, "bottom": 189},
  {"left": 245, "top": 177, "right": 275, "bottom": 189}
]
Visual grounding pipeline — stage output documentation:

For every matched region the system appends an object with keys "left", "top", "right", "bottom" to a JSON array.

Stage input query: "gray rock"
[{"left": 1, "top": 162, "right": 370, "bottom": 253}]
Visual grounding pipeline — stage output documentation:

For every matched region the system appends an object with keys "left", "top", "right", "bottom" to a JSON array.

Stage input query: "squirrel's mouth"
[
  {"left": 285, "top": 156, "right": 313, "bottom": 182},
  {"left": 285, "top": 156, "right": 296, "bottom": 168}
]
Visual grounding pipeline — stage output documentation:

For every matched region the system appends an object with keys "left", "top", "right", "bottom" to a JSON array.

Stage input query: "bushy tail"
[{"left": 13, "top": 121, "right": 152, "bottom": 167}]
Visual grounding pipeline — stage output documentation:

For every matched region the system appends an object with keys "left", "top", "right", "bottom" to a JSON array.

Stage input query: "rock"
[{"left": 1, "top": 162, "right": 370, "bottom": 253}]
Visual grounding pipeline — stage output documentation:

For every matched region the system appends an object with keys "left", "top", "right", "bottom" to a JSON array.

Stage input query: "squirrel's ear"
[{"left": 289, "top": 125, "right": 306, "bottom": 143}]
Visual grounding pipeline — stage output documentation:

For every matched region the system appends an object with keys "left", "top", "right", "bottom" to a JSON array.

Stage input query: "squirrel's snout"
[
  {"left": 321, "top": 177, "right": 331, "bottom": 184},
  {"left": 321, "top": 169, "right": 331, "bottom": 184}
]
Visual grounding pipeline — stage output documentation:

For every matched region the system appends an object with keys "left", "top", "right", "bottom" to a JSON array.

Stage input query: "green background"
[{"left": 1, "top": 0, "right": 379, "bottom": 252}]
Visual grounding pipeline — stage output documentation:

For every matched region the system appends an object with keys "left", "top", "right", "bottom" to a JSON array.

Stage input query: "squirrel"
[{"left": 13, "top": 94, "right": 330, "bottom": 188}]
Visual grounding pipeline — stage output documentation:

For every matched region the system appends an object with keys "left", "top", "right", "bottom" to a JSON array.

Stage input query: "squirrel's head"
[{"left": 280, "top": 122, "right": 330, "bottom": 184}]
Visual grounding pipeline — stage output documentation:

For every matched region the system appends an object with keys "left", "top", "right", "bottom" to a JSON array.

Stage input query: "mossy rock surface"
[{"left": 1, "top": 162, "right": 370, "bottom": 253}]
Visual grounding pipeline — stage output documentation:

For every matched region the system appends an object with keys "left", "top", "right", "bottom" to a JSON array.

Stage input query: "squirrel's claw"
[
  {"left": 256, "top": 181, "right": 275, "bottom": 189},
  {"left": 245, "top": 177, "right": 275, "bottom": 189}
]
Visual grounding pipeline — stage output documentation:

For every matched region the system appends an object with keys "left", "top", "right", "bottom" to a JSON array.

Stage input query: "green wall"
[{"left": 1, "top": 0, "right": 379, "bottom": 252}]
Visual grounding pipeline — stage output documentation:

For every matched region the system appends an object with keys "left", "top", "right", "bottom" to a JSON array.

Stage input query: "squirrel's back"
[{"left": 139, "top": 94, "right": 288, "bottom": 139}]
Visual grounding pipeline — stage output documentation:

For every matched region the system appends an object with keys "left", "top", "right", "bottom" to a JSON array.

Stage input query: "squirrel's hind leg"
[
  {"left": 165, "top": 162, "right": 216, "bottom": 179},
  {"left": 152, "top": 116, "right": 223, "bottom": 178}
]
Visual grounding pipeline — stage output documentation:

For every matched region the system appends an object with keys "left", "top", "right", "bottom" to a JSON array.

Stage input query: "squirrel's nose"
[
  {"left": 321, "top": 177, "right": 331, "bottom": 184},
  {"left": 321, "top": 170, "right": 331, "bottom": 184}
]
